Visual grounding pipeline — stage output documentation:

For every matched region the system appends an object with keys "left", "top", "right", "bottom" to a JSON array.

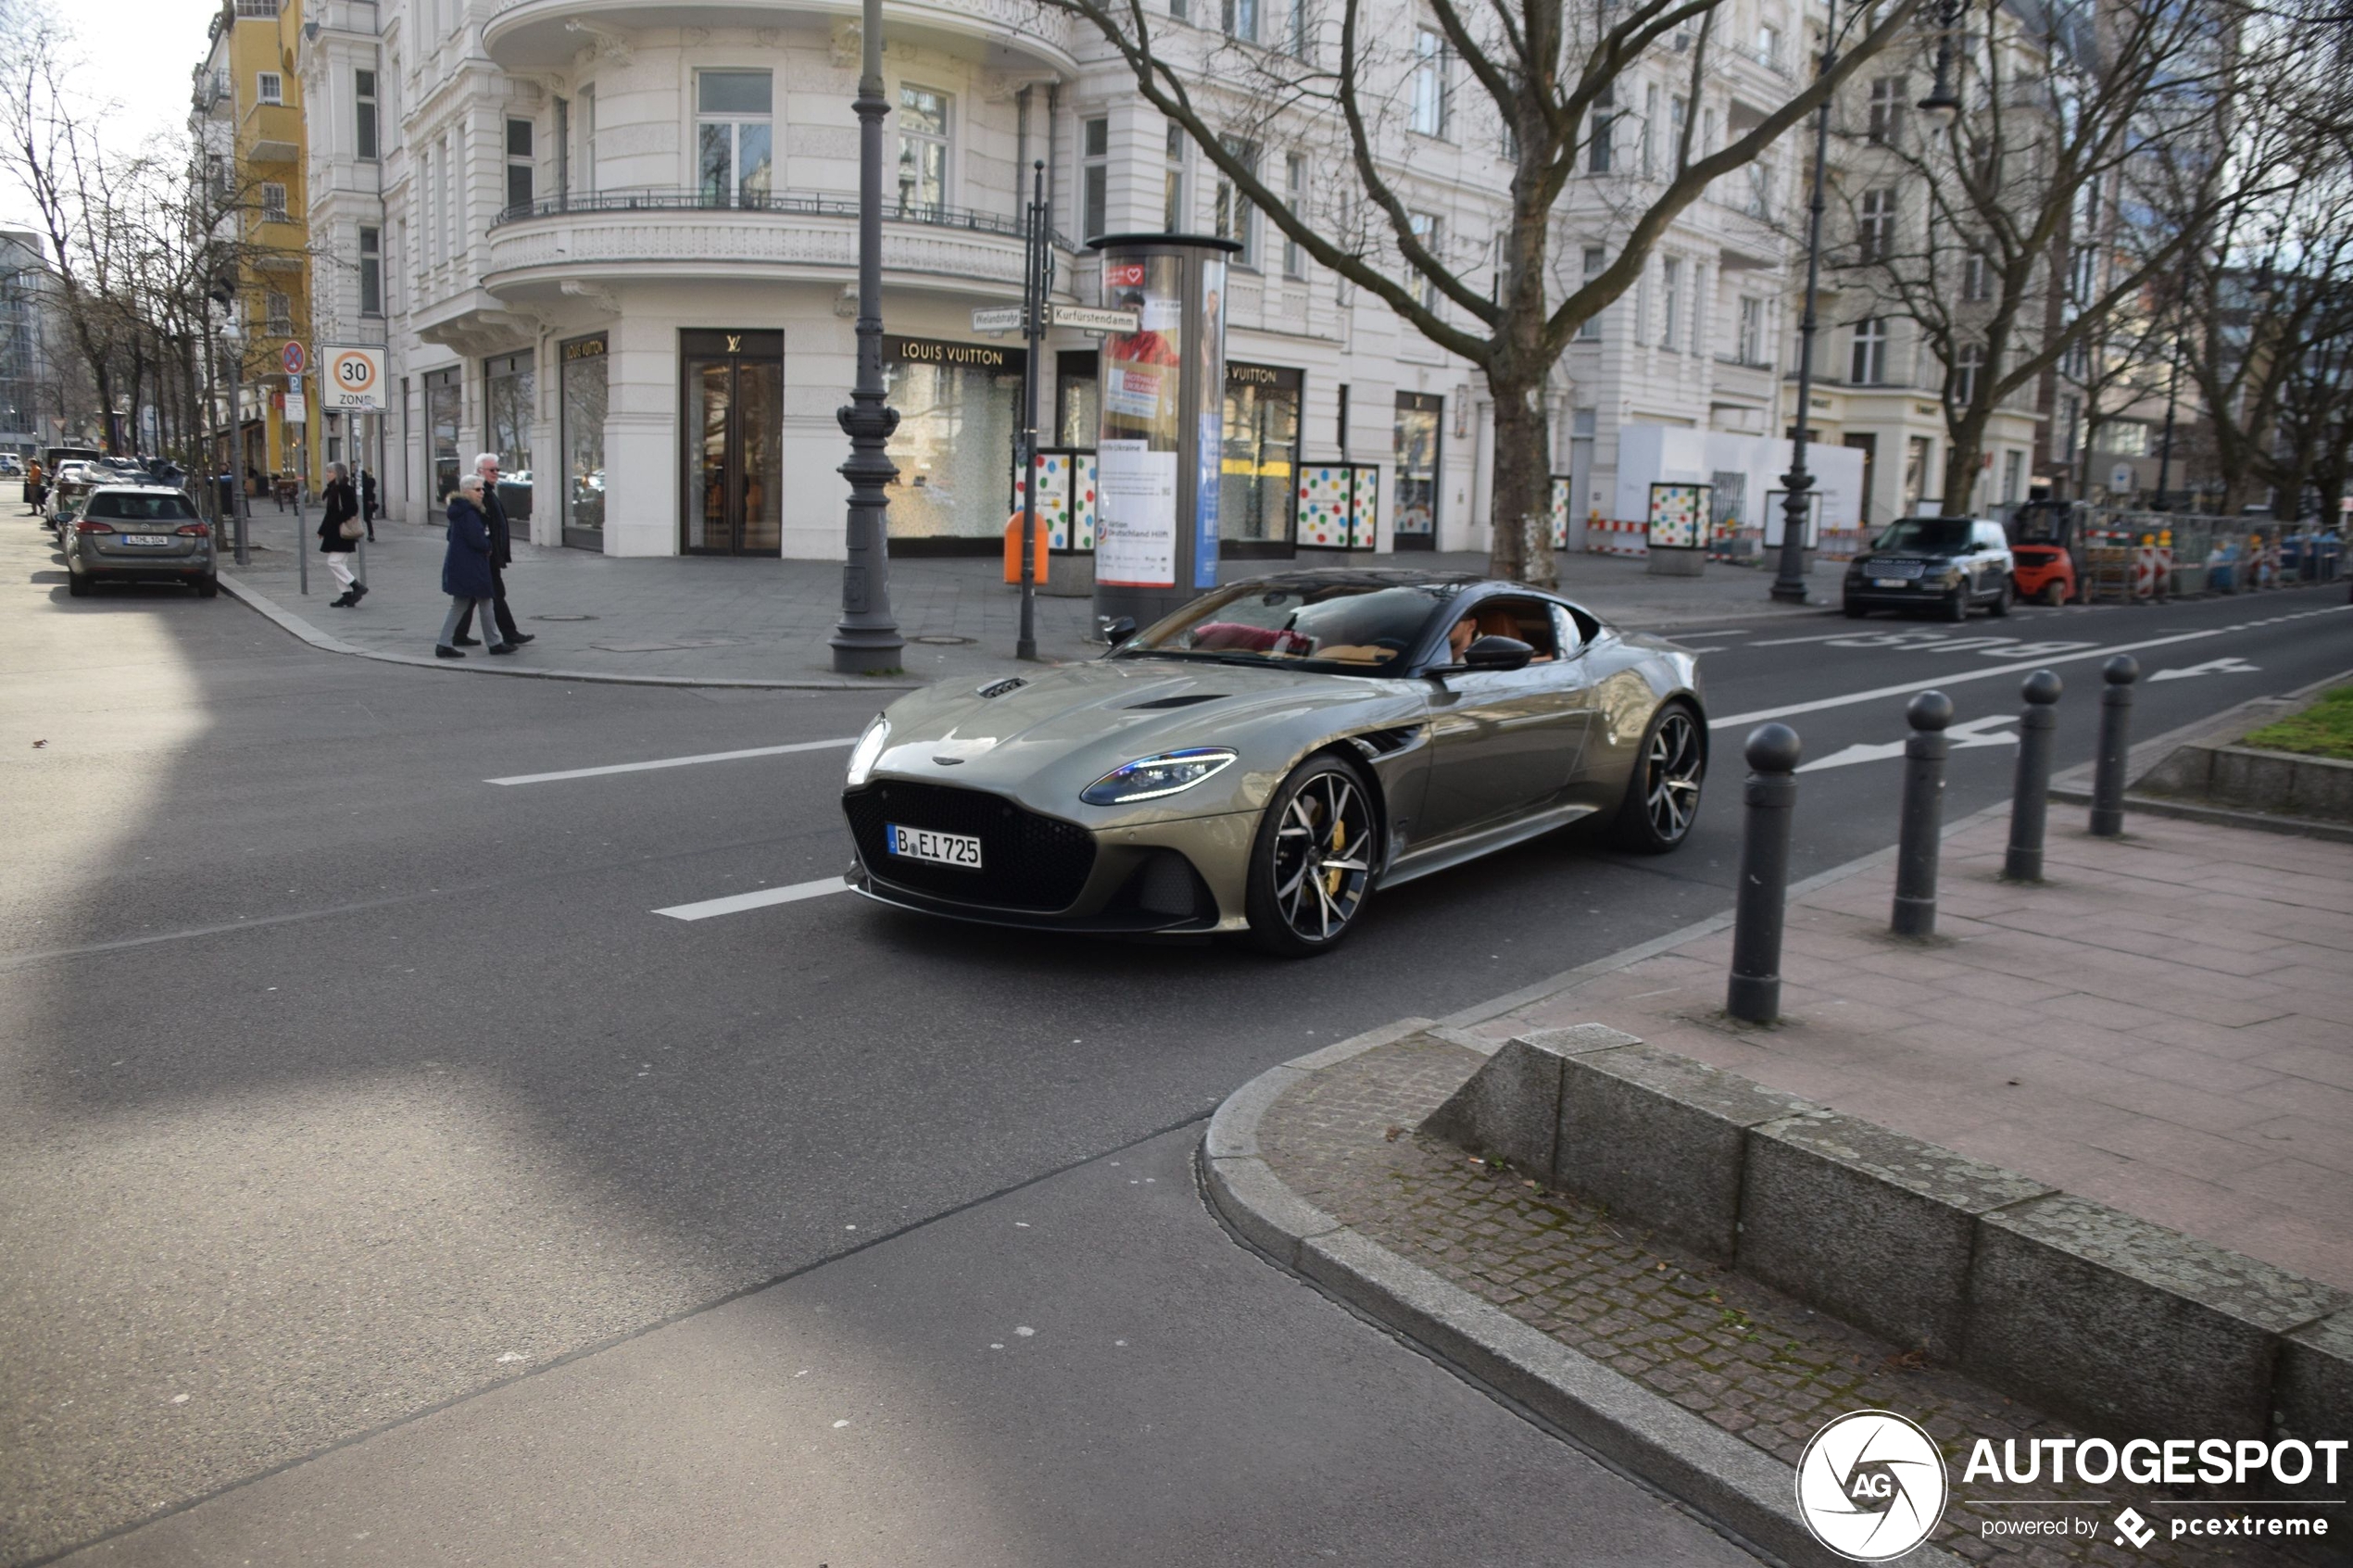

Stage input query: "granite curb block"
[
  {"left": 1428, "top": 1027, "right": 2353, "bottom": 1457},
  {"left": 215, "top": 571, "right": 922, "bottom": 691},
  {"left": 1199, "top": 1020, "right": 1968, "bottom": 1568}
]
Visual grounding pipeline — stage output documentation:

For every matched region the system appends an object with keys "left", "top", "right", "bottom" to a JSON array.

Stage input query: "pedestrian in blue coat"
[{"left": 435, "top": 474, "right": 512, "bottom": 659}]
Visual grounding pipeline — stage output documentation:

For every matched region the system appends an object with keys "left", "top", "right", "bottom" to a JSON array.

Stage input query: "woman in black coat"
[
  {"left": 319, "top": 463, "right": 365, "bottom": 608},
  {"left": 435, "top": 475, "right": 512, "bottom": 658}
]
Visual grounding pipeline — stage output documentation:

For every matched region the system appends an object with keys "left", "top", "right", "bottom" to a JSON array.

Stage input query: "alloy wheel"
[
  {"left": 1270, "top": 768, "right": 1376, "bottom": 942},
  {"left": 1643, "top": 710, "right": 1704, "bottom": 844}
]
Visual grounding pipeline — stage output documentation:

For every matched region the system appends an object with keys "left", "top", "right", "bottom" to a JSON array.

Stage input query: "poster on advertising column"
[{"left": 1096, "top": 438, "right": 1178, "bottom": 586}]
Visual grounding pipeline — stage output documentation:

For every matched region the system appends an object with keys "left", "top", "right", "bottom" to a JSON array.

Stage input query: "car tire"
[
  {"left": 1988, "top": 579, "right": 2012, "bottom": 617},
  {"left": 1612, "top": 702, "right": 1706, "bottom": 854},
  {"left": 1941, "top": 585, "right": 1969, "bottom": 621},
  {"left": 194, "top": 576, "right": 220, "bottom": 598},
  {"left": 1244, "top": 752, "right": 1380, "bottom": 958},
  {"left": 1843, "top": 597, "right": 1868, "bottom": 618},
  {"left": 66, "top": 570, "right": 89, "bottom": 597},
  {"left": 2042, "top": 580, "right": 2067, "bottom": 607}
]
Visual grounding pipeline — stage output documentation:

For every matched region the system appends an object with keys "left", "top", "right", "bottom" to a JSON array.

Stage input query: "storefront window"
[
  {"left": 883, "top": 335, "right": 1023, "bottom": 548},
  {"left": 1222, "top": 362, "right": 1300, "bottom": 551},
  {"left": 559, "top": 334, "right": 607, "bottom": 549},
  {"left": 1055, "top": 350, "right": 1099, "bottom": 447},
  {"left": 423, "top": 368, "right": 460, "bottom": 507},
  {"left": 485, "top": 350, "right": 535, "bottom": 521},
  {"left": 1393, "top": 391, "right": 1442, "bottom": 547}
]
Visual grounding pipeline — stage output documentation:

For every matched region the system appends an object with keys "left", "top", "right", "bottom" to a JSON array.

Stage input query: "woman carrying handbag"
[{"left": 320, "top": 463, "right": 367, "bottom": 608}]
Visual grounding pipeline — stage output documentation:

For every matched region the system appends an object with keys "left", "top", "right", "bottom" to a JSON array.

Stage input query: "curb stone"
[
  {"left": 216, "top": 571, "right": 923, "bottom": 691},
  {"left": 1201, "top": 1009, "right": 1970, "bottom": 1568}
]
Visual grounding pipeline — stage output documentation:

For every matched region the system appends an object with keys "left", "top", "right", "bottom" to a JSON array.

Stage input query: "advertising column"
[{"left": 1088, "top": 234, "right": 1238, "bottom": 633}]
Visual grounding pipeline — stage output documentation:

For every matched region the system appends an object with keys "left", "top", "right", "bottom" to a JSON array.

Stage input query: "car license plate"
[
  {"left": 1874, "top": 577, "right": 1910, "bottom": 588},
  {"left": 886, "top": 823, "right": 982, "bottom": 870},
  {"left": 123, "top": 533, "right": 170, "bottom": 546}
]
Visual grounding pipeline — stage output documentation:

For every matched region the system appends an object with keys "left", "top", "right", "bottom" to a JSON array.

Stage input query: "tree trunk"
[
  {"left": 1939, "top": 424, "right": 1985, "bottom": 518},
  {"left": 1486, "top": 369, "right": 1554, "bottom": 586}
]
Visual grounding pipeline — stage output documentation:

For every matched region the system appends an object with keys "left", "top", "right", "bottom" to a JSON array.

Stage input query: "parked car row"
[
  {"left": 34, "top": 458, "right": 219, "bottom": 598},
  {"left": 1843, "top": 516, "right": 2020, "bottom": 621}
]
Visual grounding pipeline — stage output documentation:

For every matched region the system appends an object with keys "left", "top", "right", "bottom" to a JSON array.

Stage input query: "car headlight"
[
  {"left": 1081, "top": 747, "right": 1238, "bottom": 805},
  {"left": 846, "top": 714, "right": 889, "bottom": 786}
]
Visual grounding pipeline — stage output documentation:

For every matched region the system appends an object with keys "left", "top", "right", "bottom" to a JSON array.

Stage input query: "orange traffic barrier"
[{"left": 1002, "top": 510, "right": 1051, "bottom": 583}]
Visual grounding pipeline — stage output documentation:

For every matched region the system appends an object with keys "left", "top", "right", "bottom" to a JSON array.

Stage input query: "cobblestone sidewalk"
[
  {"left": 1473, "top": 810, "right": 2353, "bottom": 1293},
  {"left": 1257, "top": 1032, "right": 2305, "bottom": 1568},
  {"left": 208, "top": 507, "right": 1834, "bottom": 687}
]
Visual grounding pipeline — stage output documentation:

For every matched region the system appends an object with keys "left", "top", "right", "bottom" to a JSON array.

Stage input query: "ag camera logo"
[{"left": 1797, "top": 1410, "right": 1951, "bottom": 1562}]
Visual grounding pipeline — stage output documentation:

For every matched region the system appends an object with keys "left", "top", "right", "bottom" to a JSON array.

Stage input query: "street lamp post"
[
  {"left": 1014, "top": 157, "right": 1048, "bottom": 662},
  {"left": 2152, "top": 334, "right": 2182, "bottom": 510},
  {"left": 828, "top": 0, "right": 906, "bottom": 675},
  {"left": 218, "top": 321, "right": 251, "bottom": 568},
  {"left": 1771, "top": 0, "right": 1839, "bottom": 604}
]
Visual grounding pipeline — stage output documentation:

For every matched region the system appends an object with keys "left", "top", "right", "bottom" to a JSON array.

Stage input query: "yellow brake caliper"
[{"left": 1325, "top": 817, "right": 1345, "bottom": 898}]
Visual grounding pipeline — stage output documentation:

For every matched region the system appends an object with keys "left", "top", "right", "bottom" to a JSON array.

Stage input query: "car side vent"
[
  {"left": 975, "top": 676, "right": 1028, "bottom": 699},
  {"left": 1126, "top": 693, "right": 1226, "bottom": 709},
  {"left": 1354, "top": 725, "right": 1424, "bottom": 757}
]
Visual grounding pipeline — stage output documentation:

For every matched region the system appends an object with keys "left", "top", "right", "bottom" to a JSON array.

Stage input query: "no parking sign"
[{"left": 321, "top": 345, "right": 385, "bottom": 410}]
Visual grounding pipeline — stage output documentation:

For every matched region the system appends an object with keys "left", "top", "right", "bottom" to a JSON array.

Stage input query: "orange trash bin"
[{"left": 1002, "top": 510, "right": 1051, "bottom": 583}]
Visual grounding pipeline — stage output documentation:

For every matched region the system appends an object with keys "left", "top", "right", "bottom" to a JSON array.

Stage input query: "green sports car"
[{"left": 841, "top": 570, "right": 1707, "bottom": 956}]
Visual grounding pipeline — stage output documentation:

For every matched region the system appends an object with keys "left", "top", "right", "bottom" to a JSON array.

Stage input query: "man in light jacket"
[{"left": 452, "top": 452, "right": 534, "bottom": 647}]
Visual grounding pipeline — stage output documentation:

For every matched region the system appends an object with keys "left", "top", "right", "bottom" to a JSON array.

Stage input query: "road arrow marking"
[
  {"left": 1797, "top": 714, "right": 2020, "bottom": 772},
  {"left": 2149, "top": 657, "right": 2259, "bottom": 683}
]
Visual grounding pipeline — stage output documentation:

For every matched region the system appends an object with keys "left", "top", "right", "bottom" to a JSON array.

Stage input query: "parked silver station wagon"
[{"left": 63, "top": 484, "right": 219, "bottom": 598}]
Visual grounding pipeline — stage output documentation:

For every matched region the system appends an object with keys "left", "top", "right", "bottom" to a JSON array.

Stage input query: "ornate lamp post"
[
  {"left": 828, "top": 0, "right": 906, "bottom": 674},
  {"left": 1771, "top": 0, "right": 1840, "bottom": 603}
]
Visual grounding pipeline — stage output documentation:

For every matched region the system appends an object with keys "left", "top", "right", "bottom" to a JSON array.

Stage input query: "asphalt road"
[{"left": 3, "top": 520, "right": 2346, "bottom": 1565}]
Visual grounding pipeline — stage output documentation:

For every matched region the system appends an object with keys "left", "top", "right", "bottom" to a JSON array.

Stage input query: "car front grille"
[
  {"left": 1866, "top": 558, "right": 1928, "bottom": 579},
  {"left": 842, "top": 781, "right": 1096, "bottom": 911}
]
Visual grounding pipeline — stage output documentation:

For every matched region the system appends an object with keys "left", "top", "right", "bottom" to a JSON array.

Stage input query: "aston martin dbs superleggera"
[{"left": 841, "top": 570, "right": 1706, "bottom": 955}]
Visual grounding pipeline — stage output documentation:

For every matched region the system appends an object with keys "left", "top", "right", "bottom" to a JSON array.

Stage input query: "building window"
[
  {"left": 359, "top": 225, "right": 382, "bottom": 316},
  {"left": 259, "top": 181, "right": 288, "bottom": 222},
  {"left": 2002, "top": 448, "right": 2024, "bottom": 503},
  {"left": 1670, "top": 94, "right": 1687, "bottom": 167},
  {"left": 1215, "top": 136, "right": 1259, "bottom": 269},
  {"left": 1747, "top": 159, "right": 1773, "bottom": 219},
  {"left": 1577, "top": 245, "right": 1603, "bottom": 339},
  {"left": 1288, "top": 0, "right": 1308, "bottom": 57},
  {"left": 355, "top": 69, "right": 378, "bottom": 159},
  {"left": 1168, "top": 0, "right": 1185, "bottom": 21},
  {"left": 1661, "top": 257, "right": 1680, "bottom": 350},
  {"left": 1587, "top": 86, "right": 1615, "bottom": 173},
  {"left": 1284, "top": 152, "right": 1306, "bottom": 278},
  {"left": 560, "top": 335, "right": 609, "bottom": 545},
  {"left": 1950, "top": 342, "right": 1983, "bottom": 406},
  {"left": 698, "top": 71, "right": 774, "bottom": 206},
  {"left": 438, "top": 133, "right": 455, "bottom": 262},
  {"left": 506, "top": 117, "right": 535, "bottom": 216},
  {"left": 2057, "top": 394, "right": 2082, "bottom": 458},
  {"left": 1737, "top": 296, "right": 1763, "bottom": 364},
  {"left": 2105, "top": 420, "right": 2149, "bottom": 458},
  {"left": 1411, "top": 29, "right": 1447, "bottom": 137},
  {"left": 1756, "top": 22, "right": 1781, "bottom": 67},
  {"left": 1963, "top": 250, "right": 1989, "bottom": 300},
  {"left": 1081, "top": 117, "right": 1109, "bottom": 242},
  {"left": 264, "top": 290, "right": 292, "bottom": 333},
  {"left": 1408, "top": 210, "right": 1441, "bottom": 307},
  {"left": 1850, "top": 318, "right": 1887, "bottom": 383},
  {"left": 1857, "top": 188, "right": 1894, "bottom": 262},
  {"left": 1164, "top": 122, "right": 1188, "bottom": 231},
  {"left": 579, "top": 83, "right": 596, "bottom": 195},
  {"left": 1641, "top": 83, "right": 1658, "bottom": 175},
  {"left": 1868, "top": 77, "right": 1904, "bottom": 144},
  {"left": 1224, "top": 0, "right": 1258, "bottom": 44},
  {"left": 207, "top": 153, "right": 232, "bottom": 204},
  {"left": 256, "top": 70, "right": 282, "bottom": 105},
  {"left": 897, "top": 85, "right": 950, "bottom": 214}
]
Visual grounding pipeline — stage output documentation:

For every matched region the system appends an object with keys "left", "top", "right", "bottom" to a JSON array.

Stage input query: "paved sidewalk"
[
  {"left": 213, "top": 506, "right": 1835, "bottom": 687},
  {"left": 1468, "top": 809, "right": 2353, "bottom": 1291}
]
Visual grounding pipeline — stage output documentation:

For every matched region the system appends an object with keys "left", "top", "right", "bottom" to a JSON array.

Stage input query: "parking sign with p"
[{"left": 321, "top": 345, "right": 385, "bottom": 410}]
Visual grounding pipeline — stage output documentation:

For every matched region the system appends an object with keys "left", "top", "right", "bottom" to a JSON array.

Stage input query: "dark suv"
[
  {"left": 63, "top": 484, "right": 218, "bottom": 597},
  {"left": 1843, "top": 517, "right": 2015, "bottom": 621}
]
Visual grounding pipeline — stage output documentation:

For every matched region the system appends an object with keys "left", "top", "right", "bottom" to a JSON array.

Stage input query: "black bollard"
[
  {"left": 2089, "top": 655, "right": 2139, "bottom": 837},
  {"left": 1891, "top": 691, "right": 1954, "bottom": 938},
  {"left": 2003, "top": 670, "right": 2064, "bottom": 882},
  {"left": 1727, "top": 723, "right": 1802, "bottom": 1024}
]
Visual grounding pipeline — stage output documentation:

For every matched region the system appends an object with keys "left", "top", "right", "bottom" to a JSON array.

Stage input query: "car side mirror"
[
  {"left": 1100, "top": 615, "right": 1139, "bottom": 647},
  {"left": 1462, "top": 634, "right": 1534, "bottom": 671}
]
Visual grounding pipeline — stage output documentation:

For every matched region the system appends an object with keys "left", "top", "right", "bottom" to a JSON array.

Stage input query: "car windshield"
[
  {"left": 87, "top": 492, "right": 195, "bottom": 521},
  {"left": 1117, "top": 581, "right": 1459, "bottom": 671},
  {"left": 1874, "top": 518, "right": 1973, "bottom": 554}
]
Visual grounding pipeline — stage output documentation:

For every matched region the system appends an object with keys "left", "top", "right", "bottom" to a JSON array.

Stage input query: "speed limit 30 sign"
[{"left": 321, "top": 345, "right": 385, "bottom": 410}]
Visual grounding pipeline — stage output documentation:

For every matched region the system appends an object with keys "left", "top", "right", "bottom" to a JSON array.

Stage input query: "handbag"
[{"left": 339, "top": 518, "right": 365, "bottom": 541}]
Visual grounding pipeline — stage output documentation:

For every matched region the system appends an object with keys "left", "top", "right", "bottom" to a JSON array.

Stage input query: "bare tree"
[
  {"left": 1040, "top": 0, "right": 1932, "bottom": 582},
  {"left": 1820, "top": 0, "right": 2258, "bottom": 514}
]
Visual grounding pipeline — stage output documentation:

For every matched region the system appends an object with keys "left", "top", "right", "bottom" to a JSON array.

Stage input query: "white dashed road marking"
[
  {"left": 487, "top": 735, "right": 856, "bottom": 786},
  {"left": 654, "top": 877, "right": 852, "bottom": 921}
]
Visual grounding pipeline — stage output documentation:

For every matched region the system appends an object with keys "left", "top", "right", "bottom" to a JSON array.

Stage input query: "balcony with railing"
[
  {"left": 484, "top": 0, "right": 1076, "bottom": 73},
  {"left": 483, "top": 186, "right": 1073, "bottom": 296}
]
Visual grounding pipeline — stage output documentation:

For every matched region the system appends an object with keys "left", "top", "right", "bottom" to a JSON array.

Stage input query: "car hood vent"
[
  {"left": 975, "top": 676, "right": 1029, "bottom": 698},
  {"left": 1355, "top": 724, "right": 1425, "bottom": 756},
  {"left": 1126, "top": 693, "right": 1226, "bottom": 709}
]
